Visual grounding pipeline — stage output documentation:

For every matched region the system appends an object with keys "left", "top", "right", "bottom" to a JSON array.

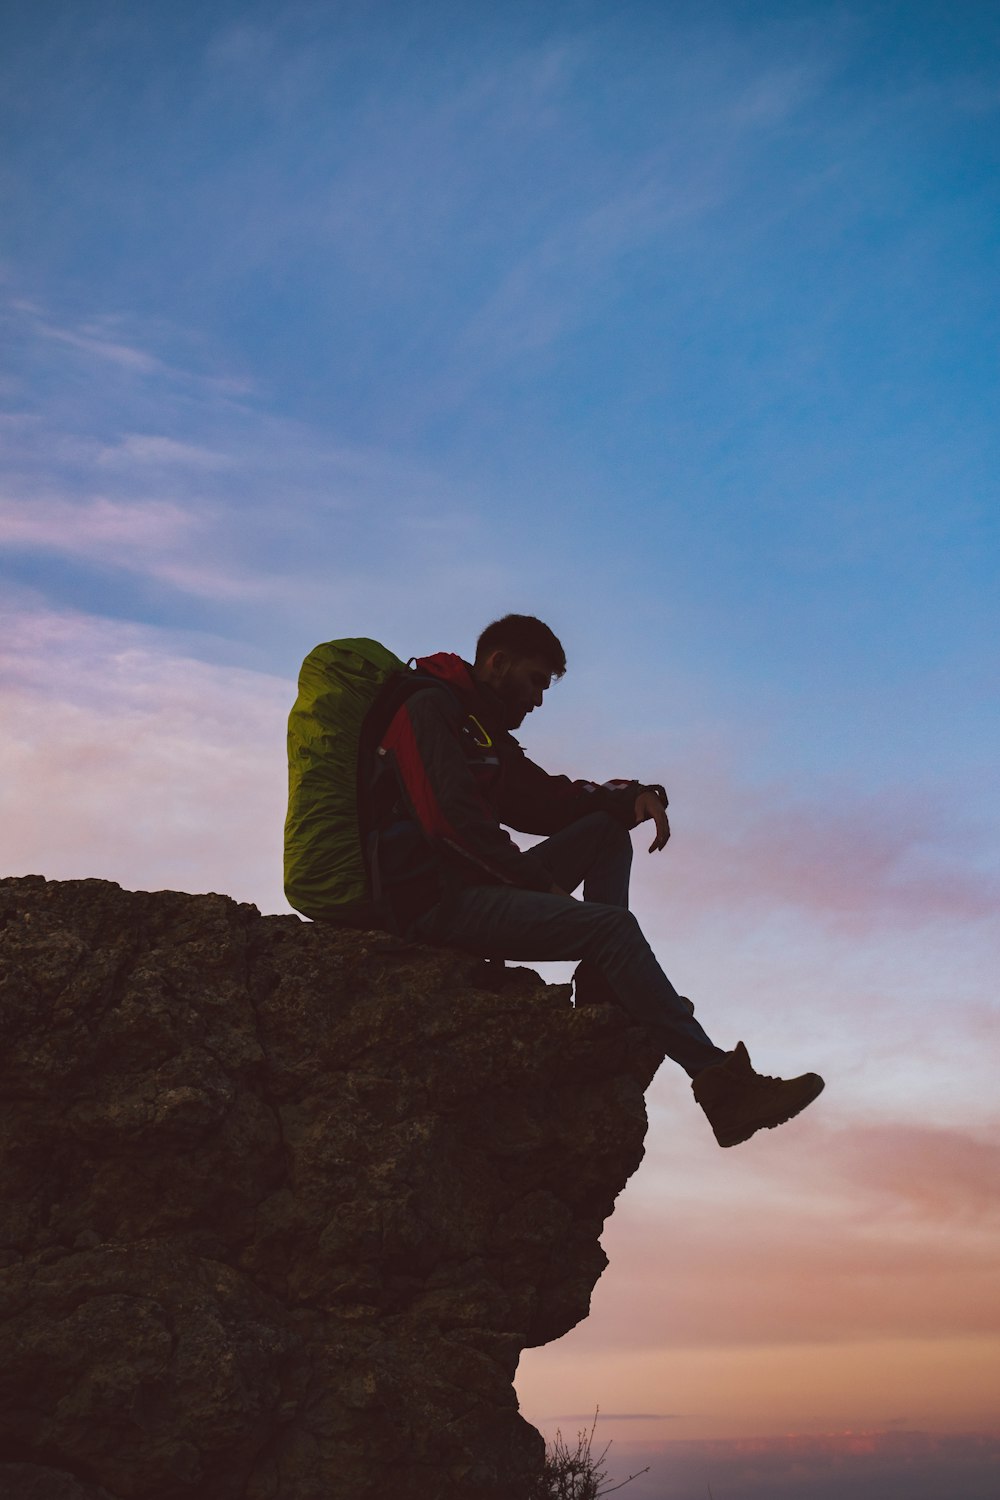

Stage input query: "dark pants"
[{"left": 414, "top": 812, "right": 725, "bottom": 1077}]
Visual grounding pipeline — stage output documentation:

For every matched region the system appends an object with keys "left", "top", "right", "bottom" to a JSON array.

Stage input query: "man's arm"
[{"left": 499, "top": 739, "right": 669, "bottom": 845}]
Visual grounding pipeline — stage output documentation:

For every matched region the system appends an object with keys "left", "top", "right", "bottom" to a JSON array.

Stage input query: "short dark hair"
[{"left": 474, "top": 614, "right": 567, "bottom": 678}]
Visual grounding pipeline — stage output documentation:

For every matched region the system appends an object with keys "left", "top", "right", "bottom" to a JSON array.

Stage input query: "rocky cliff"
[{"left": 0, "top": 875, "right": 664, "bottom": 1500}]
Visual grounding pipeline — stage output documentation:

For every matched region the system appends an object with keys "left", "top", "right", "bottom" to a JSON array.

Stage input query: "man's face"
[{"left": 492, "top": 653, "right": 553, "bottom": 729}]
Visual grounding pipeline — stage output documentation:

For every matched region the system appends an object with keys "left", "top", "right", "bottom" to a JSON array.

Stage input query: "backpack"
[{"left": 284, "top": 637, "right": 422, "bottom": 926}]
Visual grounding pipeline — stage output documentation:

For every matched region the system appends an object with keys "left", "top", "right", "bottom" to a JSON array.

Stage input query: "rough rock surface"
[{"left": 0, "top": 875, "right": 664, "bottom": 1500}]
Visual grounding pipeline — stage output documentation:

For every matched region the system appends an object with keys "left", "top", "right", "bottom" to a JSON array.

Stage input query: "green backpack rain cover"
[{"left": 284, "top": 638, "right": 407, "bottom": 923}]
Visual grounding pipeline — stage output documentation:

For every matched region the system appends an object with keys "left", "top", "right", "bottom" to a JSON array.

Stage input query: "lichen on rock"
[{"left": 0, "top": 875, "right": 664, "bottom": 1499}]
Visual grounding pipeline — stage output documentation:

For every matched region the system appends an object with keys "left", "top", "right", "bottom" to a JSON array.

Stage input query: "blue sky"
[
  {"left": 3, "top": 1, "right": 997, "bottom": 780},
  {"left": 2, "top": 3, "right": 999, "bottom": 1495}
]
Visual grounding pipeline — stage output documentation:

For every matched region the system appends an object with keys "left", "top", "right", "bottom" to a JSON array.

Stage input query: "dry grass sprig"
[{"left": 533, "top": 1408, "right": 650, "bottom": 1499}]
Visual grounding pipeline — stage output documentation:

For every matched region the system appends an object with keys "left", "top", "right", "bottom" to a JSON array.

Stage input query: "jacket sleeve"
[
  {"left": 379, "top": 687, "right": 554, "bottom": 892},
  {"left": 497, "top": 738, "right": 667, "bottom": 837}
]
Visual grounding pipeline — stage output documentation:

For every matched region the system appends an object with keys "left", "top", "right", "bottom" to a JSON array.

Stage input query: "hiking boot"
[{"left": 692, "top": 1042, "right": 824, "bottom": 1147}]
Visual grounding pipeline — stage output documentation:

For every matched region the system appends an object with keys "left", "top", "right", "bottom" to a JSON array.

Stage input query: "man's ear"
[{"left": 483, "top": 648, "right": 510, "bottom": 682}]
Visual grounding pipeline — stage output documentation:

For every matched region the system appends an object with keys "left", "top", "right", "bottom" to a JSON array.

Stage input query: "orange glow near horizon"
[
  {"left": 518, "top": 1334, "right": 1000, "bottom": 1444},
  {"left": 516, "top": 1050, "right": 1000, "bottom": 1455}
]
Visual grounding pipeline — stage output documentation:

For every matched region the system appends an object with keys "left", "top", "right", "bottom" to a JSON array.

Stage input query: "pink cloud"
[
  {"left": 0, "top": 494, "right": 193, "bottom": 552},
  {"left": 0, "top": 494, "right": 276, "bottom": 600},
  {"left": 0, "top": 607, "right": 292, "bottom": 913},
  {"left": 831, "top": 1120, "right": 1000, "bottom": 1224},
  {"left": 587, "top": 1219, "right": 1000, "bottom": 1350},
  {"left": 544, "top": 1111, "right": 1000, "bottom": 1353},
  {"left": 525, "top": 711, "right": 997, "bottom": 933},
  {"left": 638, "top": 776, "right": 998, "bottom": 930}
]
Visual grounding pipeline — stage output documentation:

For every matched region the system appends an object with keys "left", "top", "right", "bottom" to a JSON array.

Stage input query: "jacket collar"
[
  {"left": 415, "top": 652, "right": 509, "bottom": 734},
  {"left": 414, "top": 652, "right": 476, "bottom": 695}
]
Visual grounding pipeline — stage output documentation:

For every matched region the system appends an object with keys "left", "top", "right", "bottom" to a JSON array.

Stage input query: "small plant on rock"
[{"left": 533, "top": 1409, "right": 650, "bottom": 1499}]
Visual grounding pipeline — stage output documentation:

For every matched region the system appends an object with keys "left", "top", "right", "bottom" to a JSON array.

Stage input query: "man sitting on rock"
[{"left": 373, "top": 613, "right": 823, "bottom": 1147}]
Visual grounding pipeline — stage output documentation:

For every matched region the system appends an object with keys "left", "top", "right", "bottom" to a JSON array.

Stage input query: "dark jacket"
[{"left": 373, "top": 652, "right": 663, "bottom": 932}]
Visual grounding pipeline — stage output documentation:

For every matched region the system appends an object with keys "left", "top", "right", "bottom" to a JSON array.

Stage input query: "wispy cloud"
[
  {"left": 0, "top": 494, "right": 272, "bottom": 601},
  {"left": 36, "top": 319, "right": 166, "bottom": 374},
  {"left": 453, "top": 164, "right": 721, "bottom": 368},
  {"left": 536, "top": 1106, "right": 1000, "bottom": 1358},
  {"left": 547, "top": 1411, "right": 679, "bottom": 1422},
  {"left": 6, "top": 300, "right": 255, "bottom": 401},
  {"left": 829, "top": 1120, "right": 1000, "bottom": 1224},
  {"left": 0, "top": 293, "right": 547, "bottom": 648},
  {"left": 639, "top": 772, "right": 1000, "bottom": 931},
  {"left": 0, "top": 494, "right": 192, "bottom": 552},
  {"left": 96, "top": 434, "right": 233, "bottom": 470}
]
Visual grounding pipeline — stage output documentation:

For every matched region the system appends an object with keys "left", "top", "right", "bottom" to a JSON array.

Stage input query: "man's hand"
[{"left": 634, "top": 789, "right": 670, "bottom": 852}]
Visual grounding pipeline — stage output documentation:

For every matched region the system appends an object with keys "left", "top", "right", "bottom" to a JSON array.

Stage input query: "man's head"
[{"left": 472, "top": 614, "right": 566, "bottom": 729}]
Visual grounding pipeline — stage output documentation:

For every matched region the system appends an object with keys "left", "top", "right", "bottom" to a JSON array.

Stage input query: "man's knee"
[
  {"left": 581, "top": 900, "right": 640, "bottom": 953},
  {"left": 586, "top": 810, "right": 633, "bottom": 862}
]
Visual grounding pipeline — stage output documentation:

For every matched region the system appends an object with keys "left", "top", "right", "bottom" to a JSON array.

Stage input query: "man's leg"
[
  {"left": 414, "top": 877, "right": 725, "bottom": 1078},
  {"left": 526, "top": 811, "right": 639, "bottom": 1008},
  {"left": 528, "top": 811, "right": 633, "bottom": 908},
  {"left": 414, "top": 818, "right": 826, "bottom": 1145}
]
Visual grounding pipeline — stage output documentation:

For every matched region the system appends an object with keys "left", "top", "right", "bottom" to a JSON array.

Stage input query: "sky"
[{"left": 2, "top": 1, "right": 998, "bottom": 1495}]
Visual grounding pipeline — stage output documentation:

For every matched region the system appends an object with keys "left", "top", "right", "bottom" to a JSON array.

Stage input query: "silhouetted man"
[{"left": 373, "top": 614, "right": 823, "bottom": 1147}]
